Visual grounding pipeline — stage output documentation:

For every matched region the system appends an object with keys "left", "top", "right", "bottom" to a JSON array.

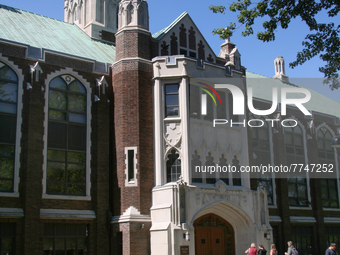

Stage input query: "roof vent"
[{"left": 273, "top": 56, "right": 289, "bottom": 82}]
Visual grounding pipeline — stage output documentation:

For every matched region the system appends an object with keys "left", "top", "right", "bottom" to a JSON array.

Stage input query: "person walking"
[
  {"left": 258, "top": 244, "right": 267, "bottom": 255},
  {"left": 270, "top": 244, "right": 278, "bottom": 255},
  {"left": 325, "top": 243, "right": 336, "bottom": 255},
  {"left": 285, "top": 241, "right": 298, "bottom": 255},
  {"left": 246, "top": 243, "right": 258, "bottom": 255}
]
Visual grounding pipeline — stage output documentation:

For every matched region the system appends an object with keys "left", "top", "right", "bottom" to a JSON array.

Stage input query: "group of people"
[
  {"left": 245, "top": 243, "right": 276, "bottom": 255},
  {"left": 245, "top": 241, "right": 337, "bottom": 255}
]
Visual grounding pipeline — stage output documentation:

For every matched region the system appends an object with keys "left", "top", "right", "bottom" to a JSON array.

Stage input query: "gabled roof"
[
  {"left": 0, "top": 4, "right": 116, "bottom": 65},
  {"left": 152, "top": 11, "right": 187, "bottom": 40},
  {"left": 246, "top": 71, "right": 340, "bottom": 119}
]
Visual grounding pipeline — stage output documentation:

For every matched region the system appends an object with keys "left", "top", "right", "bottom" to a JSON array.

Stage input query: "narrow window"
[
  {"left": 251, "top": 115, "right": 274, "bottom": 205},
  {"left": 166, "top": 150, "right": 181, "bottom": 183},
  {"left": 128, "top": 150, "right": 134, "bottom": 182},
  {"left": 189, "top": 85, "right": 200, "bottom": 119},
  {"left": 228, "top": 93, "right": 238, "bottom": 123},
  {"left": 317, "top": 127, "right": 339, "bottom": 208},
  {"left": 232, "top": 155, "right": 241, "bottom": 186},
  {"left": 96, "top": 0, "right": 104, "bottom": 23},
  {"left": 165, "top": 84, "right": 179, "bottom": 117},
  {"left": 125, "top": 147, "right": 137, "bottom": 186},
  {"left": 216, "top": 91, "right": 226, "bottom": 119},
  {"left": 191, "top": 150, "right": 202, "bottom": 183},
  {"left": 284, "top": 123, "right": 308, "bottom": 206}
]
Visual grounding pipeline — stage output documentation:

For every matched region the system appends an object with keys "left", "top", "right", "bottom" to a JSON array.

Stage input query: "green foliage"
[{"left": 210, "top": 0, "right": 340, "bottom": 89}]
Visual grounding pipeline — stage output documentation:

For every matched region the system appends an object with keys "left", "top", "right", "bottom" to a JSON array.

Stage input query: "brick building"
[{"left": 0, "top": 0, "right": 339, "bottom": 255}]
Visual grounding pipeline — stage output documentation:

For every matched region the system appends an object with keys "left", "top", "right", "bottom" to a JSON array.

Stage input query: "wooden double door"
[{"left": 194, "top": 214, "right": 235, "bottom": 255}]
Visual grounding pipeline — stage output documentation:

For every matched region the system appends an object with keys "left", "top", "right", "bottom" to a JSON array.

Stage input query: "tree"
[{"left": 209, "top": 0, "right": 340, "bottom": 89}]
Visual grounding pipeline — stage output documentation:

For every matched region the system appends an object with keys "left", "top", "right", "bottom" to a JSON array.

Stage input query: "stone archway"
[{"left": 194, "top": 213, "right": 235, "bottom": 255}]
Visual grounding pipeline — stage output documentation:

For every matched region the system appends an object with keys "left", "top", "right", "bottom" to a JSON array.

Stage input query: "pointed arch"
[
  {"left": 165, "top": 149, "right": 181, "bottom": 183},
  {"left": 43, "top": 68, "right": 92, "bottom": 200},
  {"left": 0, "top": 54, "right": 24, "bottom": 197}
]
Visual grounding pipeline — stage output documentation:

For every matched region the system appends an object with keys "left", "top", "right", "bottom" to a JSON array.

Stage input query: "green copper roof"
[
  {"left": 152, "top": 11, "right": 187, "bottom": 40},
  {"left": 0, "top": 4, "right": 115, "bottom": 65},
  {"left": 246, "top": 71, "right": 340, "bottom": 119}
]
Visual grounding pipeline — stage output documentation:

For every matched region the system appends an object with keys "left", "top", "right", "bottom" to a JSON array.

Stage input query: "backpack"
[{"left": 292, "top": 247, "right": 299, "bottom": 255}]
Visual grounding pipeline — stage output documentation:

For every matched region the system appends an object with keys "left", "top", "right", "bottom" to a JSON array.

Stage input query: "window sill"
[
  {"left": 288, "top": 206, "right": 312, "bottom": 210},
  {"left": 323, "top": 208, "right": 340, "bottom": 211},
  {"left": 42, "top": 194, "right": 91, "bottom": 201},
  {"left": 164, "top": 117, "right": 181, "bottom": 122},
  {"left": 0, "top": 192, "right": 19, "bottom": 198}
]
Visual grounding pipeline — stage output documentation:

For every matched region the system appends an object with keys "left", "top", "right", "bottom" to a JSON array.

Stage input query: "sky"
[{"left": 1, "top": 0, "right": 340, "bottom": 102}]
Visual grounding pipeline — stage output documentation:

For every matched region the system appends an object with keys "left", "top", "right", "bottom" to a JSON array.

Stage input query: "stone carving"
[{"left": 164, "top": 122, "right": 181, "bottom": 157}]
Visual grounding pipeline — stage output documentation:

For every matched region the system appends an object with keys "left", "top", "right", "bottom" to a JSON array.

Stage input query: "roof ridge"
[
  {"left": 246, "top": 71, "right": 300, "bottom": 87},
  {"left": 152, "top": 11, "right": 188, "bottom": 39},
  {"left": 0, "top": 3, "right": 66, "bottom": 23}
]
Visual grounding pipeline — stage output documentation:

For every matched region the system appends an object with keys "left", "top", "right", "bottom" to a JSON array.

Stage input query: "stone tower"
[
  {"left": 64, "top": 0, "right": 120, "bottom": 42},
  {"left": 112, "top": 0, "right": 154, "bottom": 254}
]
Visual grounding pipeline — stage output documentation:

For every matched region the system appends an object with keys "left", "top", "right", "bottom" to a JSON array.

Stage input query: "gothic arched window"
[
  {"left": 0, "top": 61, "right": 18, "bottom": 192},
  {"left": 251, "top": 115, "right": 273, "bottom": 205},
  {"left": 317, "top": 127, "right": 339, "bottom": 208},
  {"left": 47, "top": 75, "right": 87, "bottom": 196},
  {"left": 285, "top": 122, "right": 308, "bottom": 206},
  {"left": 166, "top": 150, "right": 181, "bottom": 183}
]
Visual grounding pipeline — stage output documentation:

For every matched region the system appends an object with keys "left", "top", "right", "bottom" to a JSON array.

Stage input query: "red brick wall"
[
  {"left": 0, "top": 44, "right": 113, "bottom": 255},
  {"left": 112, "top": 26, "right": 154, "bottom": 255}
]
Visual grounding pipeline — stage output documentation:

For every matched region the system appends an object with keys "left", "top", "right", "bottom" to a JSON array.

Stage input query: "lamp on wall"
[
  {"left": 185, "top": 231, "right": 190, "bottom": 241},
  {"left": 266, "top": 232, "right": 271, "bottom": 240}
]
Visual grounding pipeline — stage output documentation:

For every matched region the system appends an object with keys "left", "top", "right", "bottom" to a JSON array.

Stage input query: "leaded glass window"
[
  {"left": 325, "top": 226, "right": 340, "bottom": 254},
  {"left": 192, "top": 150, "right": 202, "bottom": 183},
  {"left": 206, "top": 152, "right": 216, "bottom": 184},
  {"left": 96, "top": 0, "right": 104, "bottom": 23},
  {"left": 219, "top": 154, "right": 229, "bottom": 185},
  {"left": 317, "top": 127, "right": 339, "bottom": 208},
  {"left": 291, "top": 226, "right": 314, "bottom": 255},
  {"left": 250, "top": 115, "right": 274, "bottom": 205},
  {"left": 165, "top": 84, "right": 179, "bottom": 117},
  {"left": 47, "top": 75, "right": 86, "bottom": 196},
  {"left": 232, "top": 155, "right": 241, "bottom": 186},
  {"left": 189, "top": 85, "right": 200, "bottom": 119},
  {"left": 0, "top": 61, "right": 18, "bottom": 192},
  {"left": 43, "top": 224, "right": 89, "bottom": 255},
  {"left": 166, "top": 150, "right": 181, "bottom": 183},
  {"left": 285, "top": 123, "right": 308, "bottom": 206},
  {"left": 0, "top": 223, "right": 15, "bottom": 255}
]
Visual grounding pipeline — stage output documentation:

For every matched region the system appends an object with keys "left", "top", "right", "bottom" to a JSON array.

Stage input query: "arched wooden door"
[{"left": 194, "top": 213, "right": 235, "bottom": 255}]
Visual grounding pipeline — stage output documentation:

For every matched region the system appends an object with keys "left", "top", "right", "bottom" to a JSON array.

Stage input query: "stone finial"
[{"left": 273, "top": 56, "right": 289, "bottom": 82}]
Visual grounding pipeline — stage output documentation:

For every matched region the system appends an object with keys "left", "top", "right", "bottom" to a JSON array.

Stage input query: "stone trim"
[
  {"left": 0, "top": 208, "right": 24, "bottom": 218},
  {"left": 40, "top": 209, "right": 96, "bottom": 219}
]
